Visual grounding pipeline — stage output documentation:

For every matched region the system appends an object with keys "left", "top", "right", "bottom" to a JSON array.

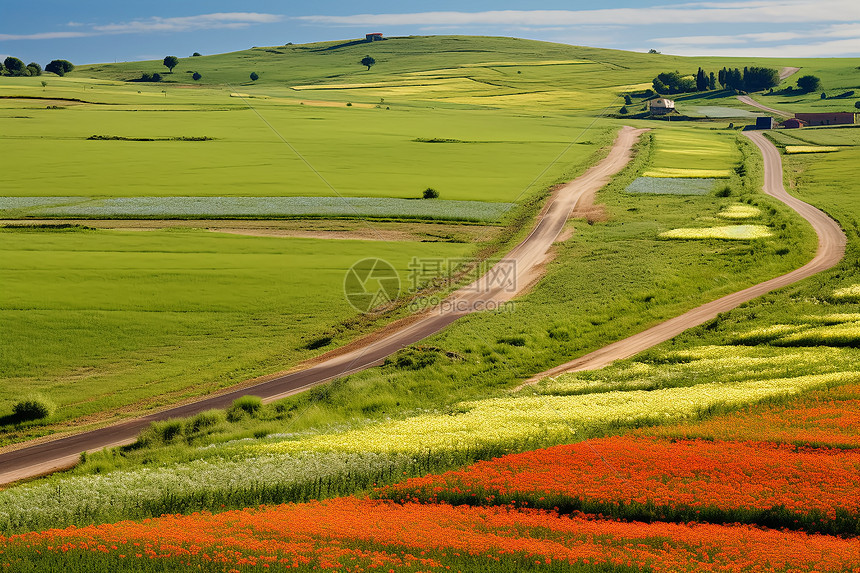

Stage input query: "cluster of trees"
[
  {"left": 718, "top": 67, "right": 779, "bottom": 92},
  {"left": 797, "top": 75, "right": 821, "bottom": 93},
  {"left": 1, "top": 57, "right": 42, "bottom": 77},
  {"left": 652, "top": 66, "right": 779, "bottom": 95},
  {"left": 1, "top": 58, "right": 75, "bottom": 77}
]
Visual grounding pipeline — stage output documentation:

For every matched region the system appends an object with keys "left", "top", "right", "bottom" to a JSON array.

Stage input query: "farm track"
[
  {"left": 522, "top": 131, "right": 845, "bottom": 384},
  {"left": 0, "top": 126, "right": 647, "bottom": 485}
]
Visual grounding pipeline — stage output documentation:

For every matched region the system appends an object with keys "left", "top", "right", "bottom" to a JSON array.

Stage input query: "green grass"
[{"left": 0, "top": 228, "right": 473, "bottom": 440}]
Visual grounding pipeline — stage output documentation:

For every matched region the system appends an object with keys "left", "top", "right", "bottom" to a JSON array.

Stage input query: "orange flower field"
[
  {"left": 644, "top": 383, "right": 860, "bottom": 448},
  {"left": 3, "top": 498, "right": 860, "bottom": 572},
  {"left": 379, "top": 436, "right": 860, "bottom": 533}
]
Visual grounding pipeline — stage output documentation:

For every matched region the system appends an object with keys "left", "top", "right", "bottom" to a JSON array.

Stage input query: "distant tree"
[
  {"left": 648, "top": 48, "right": 660, "bottom": 54},
  {"left": 250, "top": 71, "right": 259, "bottom": 81},
  {"left": 696, "top": 67, "right": 708, "bottom": 91},
  {"left": 360, "top": 55, "right": 376, "bottom": 71},
  {"left": 709, "top": 72, "right": 717, "bottom": 90},
  {"left": 797, "top": 75, "right": 821, "bottom": 93},
  {"left": 163, "top": 55, "right": 179, "bottom": 72},
  {"left": 422, "top": 187, "right": 439, "bottom": 199},
  {"left": 27, "top": 62, "right": 42, "bottom": 76},
  {"left": 41, "top": 80, "right": 47, "bottom": 88},
  {"left": 192, "top": 52, "right": 202, "bottom": 57},
  {"left": 45, "top": 59, "right": 74, "bottom": 76},
  {"left": 3, "top": 57, "right": 25, "bottom": 75},
  {"left": 821, "top": 92, "right": 827, "bottom": 99},
  {"left": 743, "top": 67, "right": 779, "bottom": 92},
  {"left": 718, "top": 68, "right": 726, "bottom": 88},
  {"left": 652, "top": 71, "right": 696, "bottom": 94},
  {"left": 855, "top": 101, "right": 860, "bottom": 110},
  {"left": 619, "top": 106, "right": 629, "bottom": 114},
  {"left": 624, "top": 94, "right": 633, "bottom": 105},
  {"left": 192, "top": 72, "right": 202, "bottom": 81}
]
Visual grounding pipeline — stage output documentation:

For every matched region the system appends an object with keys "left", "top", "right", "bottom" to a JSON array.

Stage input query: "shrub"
[
  {"left": 423, "top": 188, "right": 439, "bottom": 199},
  {"left": 250, "top": 71, "right": 259, "bottom": 81},
  {"left": 12, "top": 396, "right": 55, "bottom": 421},
  {"left": 192, "top": 72, "right": 202, "bottom": 81},
  {"left": 227, "top": 395, "right": 262, "bottom": 421},
  {"left": 715, "top": 185, "right": 732, "bottom": 197},
  {"left": 797, "top": 75, "right": 821, "bottom": 93},
  {"left": 821, "top": 92, "right": 827, "bottom": 99},
  {"left": 619, "top": 106, "right": 629, "bottom": 114},
  {"left": 192, "top": 52, "right": 202, "bottom": 57},
  {"left": 146, "top": 419, "right": 184, "bottom": 444},
  {"left": 184, "top": 410, "right": 223, "bottom": 434}
]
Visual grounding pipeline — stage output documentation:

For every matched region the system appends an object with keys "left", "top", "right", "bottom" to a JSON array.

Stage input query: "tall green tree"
[
  {"left": 696, "top": 67, "right": 708, "bottom": 91},
  {"left": 45, "top": 60, "right": 74, "bottom": 76},
  {"left": 163, "top": 55, "right": 179, "bottom": 72},
  {"left": 360, "top": 55, "right": 376, "bottom": 71},
  {"left": 27, "top": 62, "right": 42, "bottom": 76},
  {"left": 3, "top": 57, "right": 25, "bottom": 75},
  {"left": 797, "top": 75, "right": 821, "bottom": 93}
]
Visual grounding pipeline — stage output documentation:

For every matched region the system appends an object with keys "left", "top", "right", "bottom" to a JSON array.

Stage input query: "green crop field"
[{"left": 0, "top": 227, "right": 473, "bottom": 441}]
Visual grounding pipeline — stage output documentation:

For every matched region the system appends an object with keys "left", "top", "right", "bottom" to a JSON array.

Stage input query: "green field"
[{"left": 0, "top": 228, "right": 473, "bottom": 440}]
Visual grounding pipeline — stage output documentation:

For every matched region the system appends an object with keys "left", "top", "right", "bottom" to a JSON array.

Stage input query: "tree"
[
  {"left": 249, "top": 71, "right": 259, "bottom": 81},
  {"left": 163, "top": 55, "right": 179, "bottom": 72},
  {"left": 422, "top": 188, "right": 439, "bottom": 199},
  {"left": 648, "top": 49, "right": 660, "bottom": 54},
  {"left": 696, "top": 67, "right": 708, "bottom": 92},
  {"left": 26, "top": 62, "right": 42, "bottom": 76},
  {"left": 192, "top": 52, "right": 202, "bottom": 57},
  {"left": 743, "top": 67, "right": 779, "bottom": 92},
  {"left": 360, "top": 55, "right": 376, "bottom": 71},
  {"left": 624, "top": 94, "right": 633, "bottom": 105},
  {"left": 619, "top": 106, "right": 629, "bottom": 114},
  {"left": 709, "top": 72, "right": 717, "bottom": 90},
  {"left": 855, "top": 101, "right": 860, "bottom": 110},
  {"left": 3, "top": 57, "right": 25, "bottom": 75},
  {"left": 797, "top": 75, "right": 821, "bottom": 93},
  {"left": 45, "top": 59, "right": 74, "bottom": 76},
  {"left": 192, "top": 72, "right": 202, "bottom": 81}
]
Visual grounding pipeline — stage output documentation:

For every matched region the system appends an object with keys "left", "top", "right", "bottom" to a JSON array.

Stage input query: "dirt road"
[
  {"left": 522, "top": 131, "right": 845, "bottom": 384},
  {"left": 0, "top": 127, "right": 647, "bottom": 485}
]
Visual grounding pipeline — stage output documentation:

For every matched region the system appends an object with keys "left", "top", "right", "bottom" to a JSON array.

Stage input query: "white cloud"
[
  {"left": 659, "top": 37, "right": 860, "bottom": 57},
  {"left": 0, "top": 12, "right": 282, "bottom": 41},
  {"left": 295, "top": 2, "right": 860, "bottom": 28},
  {"left": 93, "top": 12, "right": 282, "bottom": 34},
  {"left": 0, "top": 31, "right": 90, "bottom": 41}
]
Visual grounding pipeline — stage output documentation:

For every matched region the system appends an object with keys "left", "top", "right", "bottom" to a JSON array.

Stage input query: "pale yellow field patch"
[
  {"left": 643, "top": 168, "right": 733, "bottom": 178},
  {"left": 785, "top": 146, "right": 841, "bottom": 154},
  {"left": 659, "top": 225, "right": 772, "bottom": 240}
]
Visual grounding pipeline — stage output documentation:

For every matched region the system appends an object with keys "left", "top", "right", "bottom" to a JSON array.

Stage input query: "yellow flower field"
[
  {"left": 659, "top": 225, "right": 772, "bottom": 240},
  {"left": 251, "top": 372, "right": 858, "bottom": 456},
  {"left": 718, "top": 204, "right": 761, "bottom": 219}
]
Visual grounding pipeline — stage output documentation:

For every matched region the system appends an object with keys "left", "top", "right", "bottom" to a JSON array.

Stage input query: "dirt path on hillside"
[
  {"left": 0, "top": 127, "right": 647, "bottom": 485},
  {"left": 520, "top": 131, "right": 845, "bottom": 385},
  {"left": 737, "top": 95, "right": 793, "bottom": 118}
]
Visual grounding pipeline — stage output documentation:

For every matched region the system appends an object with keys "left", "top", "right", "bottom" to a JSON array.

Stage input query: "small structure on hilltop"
[
  {"left": 649, "top": 98, "right": 675, "bottom": 115},
  {"left": 794, "top": 112, "right": 857, "bottom": 126},
  {"left": 756, "top": 117, "right": 776, "bottom": 130},
  {"left": 781, "top": 118, "right": 807, "bottom": 129},
  {"left": 366, "top": 33, "right": 383, "bottom": 41}
]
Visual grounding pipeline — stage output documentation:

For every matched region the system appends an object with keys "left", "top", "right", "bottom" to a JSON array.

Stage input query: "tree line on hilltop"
[
  {"left": 652, "top": 66, "right": 780, "bottom": 95},
  {"left": 1, "top": 57, "right": 74, "bottom": 77}
]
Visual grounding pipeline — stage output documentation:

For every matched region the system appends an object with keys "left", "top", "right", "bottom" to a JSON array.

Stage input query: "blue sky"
[{"left": 3, "top": 1, "right": 860, "bottom": 66}]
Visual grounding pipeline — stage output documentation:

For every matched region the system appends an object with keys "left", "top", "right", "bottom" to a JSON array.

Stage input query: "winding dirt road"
[
  {"left": 0, "top": 127, "right": 647, "bottom": 485},
  {"left": 523, "top": 131, "right": 845, "bottom": 383}
]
